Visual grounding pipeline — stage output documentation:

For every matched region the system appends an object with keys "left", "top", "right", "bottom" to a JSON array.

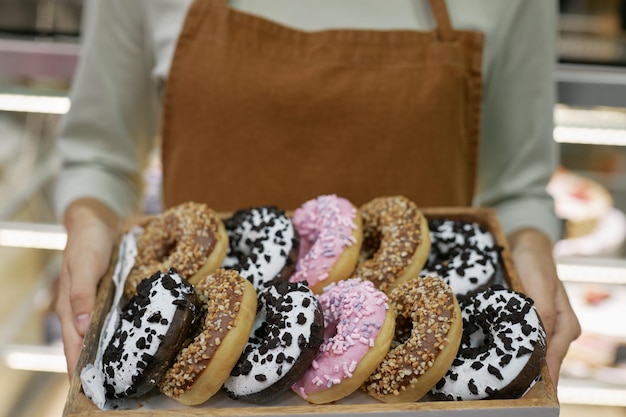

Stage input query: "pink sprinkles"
[
  {"left": 290, "top": 195, "right": 358, "bottom": 287},
  {"left": 292, "top": 278, "right": 389, "bottom": 398}
]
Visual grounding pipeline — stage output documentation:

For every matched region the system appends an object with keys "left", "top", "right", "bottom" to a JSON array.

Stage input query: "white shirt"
[{"left": 55, "top": 0, "right": 561, "bottom": 241}]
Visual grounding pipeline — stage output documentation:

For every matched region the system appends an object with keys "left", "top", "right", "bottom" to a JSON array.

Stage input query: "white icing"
[
  {"left": 431, "top": 288, "right": 547, "bottom": 400},
  {"left": 421, "top": 250, "right": 496, "bottom": 295},
  {"left": 223, "top": 283, "right": 319, "bottom": 398},
  {"left": 80, "top": 226, "right": 142, "bottom": 409},
  {"left": 103, "top": 270, "right": 191, "bottom": 398},
  {"left": 222, "top": 207, "right": 296, "bottom": 290},
  {"left": 420, "top": 220, "right": 500, "bottom": 295}
]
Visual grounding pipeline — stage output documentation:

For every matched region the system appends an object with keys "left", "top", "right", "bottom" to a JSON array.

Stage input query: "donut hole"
[
  {"left": 359, "top": 231, "right": 382, "bottom": 262},
  {"left": 156, "top": 239, "right": 178, "bottom": 261},
  {"left": 391, "top": 315, "right": 413, "bottom": 349},
  {"left": 460, "top": 318, "right": 493, "bottom": 357},
  {"left": 323, "top": 318, "right": 340, "bottom": 341}
]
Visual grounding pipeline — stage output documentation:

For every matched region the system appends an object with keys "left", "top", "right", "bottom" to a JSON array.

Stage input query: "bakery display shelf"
[
  {"left": 62, "top": 207, "right": 558, "bottom": 417},
  {"left": 558, "top": 377, "right": 626, "bottom": 407},
  {"left": 556, "top": 256, "right": 626, "bottom": 285},
  {"left": 556, "top": 268, "right": 626, "bottom": 407},
  {"left": 0, "top": 36, "right": 79, "bottom": 80},
  {"left": 0, "top": 222, "right": 66, "bottom": 374}
]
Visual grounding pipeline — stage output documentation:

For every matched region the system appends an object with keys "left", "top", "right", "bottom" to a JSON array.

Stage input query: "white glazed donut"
[
  {"left": 224, "top": 281, "right": 324, "bottom": 403},
  {"left": 102, "top": 269, "right": 198, "bottom": 399},
  {"left": 430, "top": 286, "right": 547, "bottom": 400},
  {"left": 420, "top": 219, "right": 501, "bottom": 296},
  {"left": 222, "top": 206, "right": 299, "bottom": 291}
]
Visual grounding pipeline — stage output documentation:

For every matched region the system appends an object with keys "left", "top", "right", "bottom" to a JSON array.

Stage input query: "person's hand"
[
  {"left": 56, "top": 199, "right": 121, "bottom": 378},
  {"left": 507, "top": 228, "right": 581, "bottom": 387}
]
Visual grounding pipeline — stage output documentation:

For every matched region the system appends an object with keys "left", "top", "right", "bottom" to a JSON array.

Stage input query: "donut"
[
  {"left": 125, "top": 202, "right": 228, "bottom": 297},
  {"left": 430, "top": 286, "right": 547, "bottom": 400},
  {"left": 352, "top": 196, "right": 431, "bottom": 295},
  {"left": 159, "top": 269, "right": 257, "bottom": 405},
  {"left": 292, "top": 278, "right": 395, "bottom": 404},
  {"left": 102, "top": 269, "right": 198, "bottom": 399},
  {"left": 289, "top": 195, "right": 363, "bottom": 294},
  {"left": 420, "top": 219, "right": 502, "bottom": 296},
  {"left": 222, "top": 206, "right": 299, "bottom": 292},
  {"left": 224, "top": 281, "right": 324, "bottom": 403},
  {"left": 363, "top": 275, "right": 462, "bottom": 403}
]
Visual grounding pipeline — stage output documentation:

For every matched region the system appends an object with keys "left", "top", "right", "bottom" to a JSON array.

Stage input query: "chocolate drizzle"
[
  {"left": 160, "top": 269, "right": 246, "bottom": 398},
  {"left": 353, "top": 196, "right": 424, "bottom": 293},
  {"left": 125, "top": 202, "right": 222, "bottom": 296}
]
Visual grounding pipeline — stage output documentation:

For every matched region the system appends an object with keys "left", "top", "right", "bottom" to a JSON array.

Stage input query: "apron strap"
[{"left": 429, "top": 0, "right": 456, "bottom": 41}]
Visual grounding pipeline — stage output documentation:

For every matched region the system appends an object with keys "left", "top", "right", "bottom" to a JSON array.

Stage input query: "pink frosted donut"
[
  {"left": 292, "top": 278, "right": 395, "bottom": 404},
  {"left": 289, "top": 195, "right": 363, "bottom": 294}
]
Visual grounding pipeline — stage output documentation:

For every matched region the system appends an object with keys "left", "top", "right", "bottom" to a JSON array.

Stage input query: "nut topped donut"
[
  {"left": 289, "top": 195, "right": 363, "bottom": 294},
  {"left": 222, "top": 206, "right": 299, "bottom": 292},
  {"left": 125, "top": 202, "right": 228, "bottom": 297},
  {"left": 420, "top": 219, "right": 502, "bottom": 296},
  {"left": 431, "top": 286, "right": 547, "bottom": 400},
  {"left": 224, "top": 281, "right": 324, "bottom": 403},
  {"left": 352, "top": 196, "right": 431, "bottom": 295},
  {"left": 102, "top": 269, "right": 198, "bottom": 399},
  {"left": 159, "top": 269, "right": 257, "bottom": 405},
  {"left": 363, "top": 275, "right": 462, "bottom": 403},
  {"left": 292, "top": 278, "right": 395, "bottom": 404}
]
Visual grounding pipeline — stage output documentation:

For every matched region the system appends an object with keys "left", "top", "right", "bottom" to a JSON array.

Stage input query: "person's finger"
[
  {"left": 67, "top": 268, "right": 98, "bottom": 336},
  {"left": 66, "top": 236, "right": 111, "bottom": 335},
  {"left": 544, "top": 284, "right": 581, "bottom": 386},
  {"left": 61, "top": 316, "right": 85, "bottom": 378},
  {"left": 56, "top": 264, "right": 85, "bottom": 378}
]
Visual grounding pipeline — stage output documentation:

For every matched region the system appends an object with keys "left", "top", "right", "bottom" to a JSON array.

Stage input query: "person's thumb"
[{"left": 67, "top": 252, "right": 105, "bottom": 336}]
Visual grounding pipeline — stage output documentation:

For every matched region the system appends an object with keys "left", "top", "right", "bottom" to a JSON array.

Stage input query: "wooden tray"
[{"left": 63, "top": 207, "right": 559, "bottom": 416}]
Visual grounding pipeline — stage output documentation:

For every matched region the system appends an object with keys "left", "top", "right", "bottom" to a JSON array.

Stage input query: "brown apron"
[{"left": 161, "top": 0, "right": 483, "bottom": 212}]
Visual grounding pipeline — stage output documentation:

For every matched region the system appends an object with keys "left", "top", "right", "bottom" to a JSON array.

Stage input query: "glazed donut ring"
[
  {"left": 420, "top": 219, "right": 502, "bottom": 296},
  {"left": 363, "top": 275, "right": 462, "bottom": 403},
  {"left": 293, "top": 278, "right": 395, "bottom": 404},
  {"left": 431, "top": 286, "right": 547, "bottom": 400},
  {"left": 159, "top": 269, "right": 257, "bottom": 405},
  {"left": 102, "top": 269, "right": 198, "bottom": 399},
  {"left": 125, "top": 202, "right": 228, "bottom": 298},
  {"left": 222, "top": 206, "right": 299, "bottom": 292},
  {"left": 224, "top": 281, "right": 324, "bottom": 403},
  {"left": 352, "top": 196, "right": 431, "bottom": 295},
  {"left": 289, "top": 195, "right": 363, "bottom": 294}
]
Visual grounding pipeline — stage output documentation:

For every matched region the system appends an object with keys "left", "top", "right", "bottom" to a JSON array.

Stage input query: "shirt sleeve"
[
  {"left": 54, "top": 0, "right": 160, "bottom": 220},
  {"left": 472, "top": 0, "right": 563, "bottom": 243}
]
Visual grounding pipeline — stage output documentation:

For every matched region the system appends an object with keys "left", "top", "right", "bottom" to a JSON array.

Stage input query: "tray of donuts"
[{"left": 64, "top": 195, "right": 558, "bottom": 417}]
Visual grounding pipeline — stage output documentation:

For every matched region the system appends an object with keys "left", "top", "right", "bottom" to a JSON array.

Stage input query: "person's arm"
[
  {"left": 55, "top": 0, "right": 159, "bottom": 219},
  {"left": 54, "top": 0, "right": 159, "bottom": 377},
  {"left": 471, "top": 0, "right": 580, "bottom": 385}
]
